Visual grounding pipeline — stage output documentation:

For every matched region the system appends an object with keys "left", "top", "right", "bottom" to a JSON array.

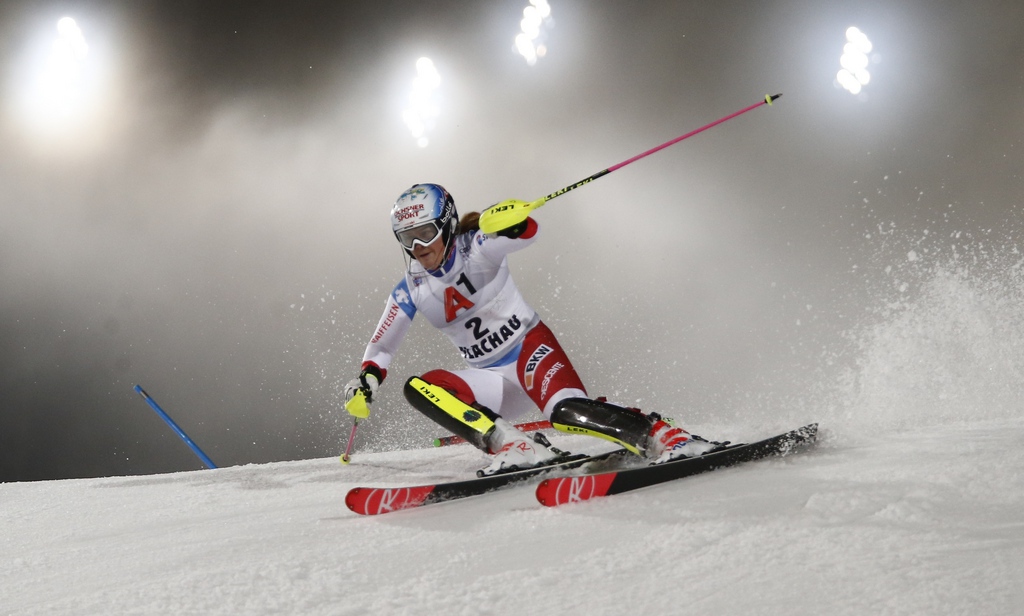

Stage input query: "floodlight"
[
  {"left": 402, "top": 57, "right": 442, "bottom": 148},
  {"left": 838, "top": 26, "right": 873, "bottom": 95},
  {"left": 514, "top": 1, "right": 553, "bottom": 66}
]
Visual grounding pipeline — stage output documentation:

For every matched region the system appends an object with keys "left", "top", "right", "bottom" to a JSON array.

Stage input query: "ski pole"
[
  {"left": 134, "top": 385, "right": 218, "bottom": 470},
  {"left": 479, "top": 93, "right": 782, "bottom": 233},
  {"left": 340, "top": 418, "right": 359, "bottom": 464},
  {"left": 340, "top": 389, "right": 370, "bottom": 464}
]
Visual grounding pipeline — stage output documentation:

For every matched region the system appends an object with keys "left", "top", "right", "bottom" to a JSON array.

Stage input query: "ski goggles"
[{"left": 396, "top": 221, "right": 443, "bottom": 250}]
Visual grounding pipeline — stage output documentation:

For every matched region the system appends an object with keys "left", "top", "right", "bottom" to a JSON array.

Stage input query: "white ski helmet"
[{"left": 390, "top": 183, "right": 458, "bottom": 257}]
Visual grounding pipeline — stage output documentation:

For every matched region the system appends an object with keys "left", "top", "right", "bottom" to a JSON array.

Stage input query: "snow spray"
[{"left": 820, "top": 228, "right": 1024, "bottom": 433}]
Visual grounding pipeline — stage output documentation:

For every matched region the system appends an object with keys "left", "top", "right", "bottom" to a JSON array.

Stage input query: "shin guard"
[
  {"left": 403, "top": 376, "right": 499, "bottom": 452},
  {"left": 550, "top": 397, "right": 654, "bottom": 456}
]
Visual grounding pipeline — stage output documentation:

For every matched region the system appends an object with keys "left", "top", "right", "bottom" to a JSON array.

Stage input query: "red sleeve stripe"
[{"left": 361, "top": 361, "right": 387, "bottom": 382}]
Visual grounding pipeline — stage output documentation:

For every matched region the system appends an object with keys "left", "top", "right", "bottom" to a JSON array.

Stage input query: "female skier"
[{"left": 343, "top": 183, "right": 721, "bottom": 475}]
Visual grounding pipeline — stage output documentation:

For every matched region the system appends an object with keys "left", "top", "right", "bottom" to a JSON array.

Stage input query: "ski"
[
  {"left": 535, "top": 423, "right": 818, "bottom": 507},
  {"left": 433, "top": 420, "right": 552, "bottom": 447},
  {"left": 346, "top": 447, "right": 629, "bottom": 516}
]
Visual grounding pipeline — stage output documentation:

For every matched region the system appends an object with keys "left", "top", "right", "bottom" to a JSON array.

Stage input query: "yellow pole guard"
[{"left": 345, "top": 390, "right": 371, "bottom": 419}]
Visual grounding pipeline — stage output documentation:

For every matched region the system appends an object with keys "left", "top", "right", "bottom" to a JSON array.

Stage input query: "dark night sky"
[{"left": 1, "top": 0, "right": 1021, "bottom": 482}]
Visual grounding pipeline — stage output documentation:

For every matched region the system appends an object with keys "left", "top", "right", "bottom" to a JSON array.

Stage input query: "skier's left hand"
[{"left": 480, "top": 198, "right": 545, "bottom": 234}]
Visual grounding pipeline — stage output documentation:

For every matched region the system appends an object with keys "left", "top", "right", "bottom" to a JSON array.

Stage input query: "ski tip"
[
  {"left": 782, "top": 423, "right": 819, "bottom": 453},
  {"left": 535, "top": 473, "right": 617, "bottom": 507},
  {"left": 344, "top": 488, "right": 362, "bottom": 512},
  {"left": 345, "top": 485, "right": 436, "bottom": 516},
  {"left": 535, "top": 479, "right": 555, "bottom": 507}
]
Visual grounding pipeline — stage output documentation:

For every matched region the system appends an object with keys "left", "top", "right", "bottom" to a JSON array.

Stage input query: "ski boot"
[
  {"left": 550, "top": 397, "right": 728, "bottom": 463},
  {"left": 478, "top": 425, "right": 564, "bottom": 477},
  {"left": 647, "top": 416, "right": 728, "bottom": 464}
]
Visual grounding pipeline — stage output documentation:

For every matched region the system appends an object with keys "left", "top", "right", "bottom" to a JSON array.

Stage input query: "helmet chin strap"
[
  {"left": 425, "top": 236, "right": 457, "bottom": 275},
  {"left": 437, "top": 240, "right": 457, "bottom": 272}
]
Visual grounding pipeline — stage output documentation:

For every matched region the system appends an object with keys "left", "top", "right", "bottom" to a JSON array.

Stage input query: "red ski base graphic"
[
  {"left": 345, "top": 448, "right": 629, "bottom": 516},
  {"left": 537, "top": 474, "right": 617, "bottom": 505},
  {"left": 536, "top": 423, "right": 817, "bottom": 507},
  {"left": 346, "top": 486, "right": 435, "bottom": 515}
]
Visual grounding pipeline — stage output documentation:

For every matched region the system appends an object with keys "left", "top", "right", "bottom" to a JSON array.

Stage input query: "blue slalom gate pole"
[{"left": 134, "top": 385, "right": 218, "bottom": 469}]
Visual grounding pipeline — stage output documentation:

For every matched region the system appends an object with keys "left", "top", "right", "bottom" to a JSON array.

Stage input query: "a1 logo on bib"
[{"left": 444, "top": 287, "right": 474, "bottom": 322}]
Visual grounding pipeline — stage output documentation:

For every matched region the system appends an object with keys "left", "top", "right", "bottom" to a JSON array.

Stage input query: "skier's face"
[{"left": 412, "top": 234, "right": 445, "bottom": 270}]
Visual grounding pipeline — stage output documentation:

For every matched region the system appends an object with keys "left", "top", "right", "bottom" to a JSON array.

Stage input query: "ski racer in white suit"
[{"left": 344, "top": 183, "right": 722, "bottom": 475}]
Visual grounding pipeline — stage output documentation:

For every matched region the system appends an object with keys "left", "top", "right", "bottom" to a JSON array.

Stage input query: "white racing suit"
[{"left": 360, "top": 218, "right": 588, "bottom": 420}]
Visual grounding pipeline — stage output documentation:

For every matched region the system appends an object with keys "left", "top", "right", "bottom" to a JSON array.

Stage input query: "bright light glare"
[
  {"left": 514, "top": 0, "right": 553, "bottom": 66},
  {"left": 57, "top": 17, "right": 89, "bottom": 59},
  {"left": 402, "top": 57, "right": 442, "bottom": 148},
  {"left": 10, "top": 16, "right": 112, "bottom": 146},
  {"left": 846, "top": 26, "right": 873, "bottom": 53},
  {"left": 837, "top": 26, "right": 873, "bottom": 95},
  {"left": 837, "top": 70, "right": 862, "bottom": 94},
  {"left": 29, "top": 19, "right": 90, "bottom": 122},
  {"left": 840, "top": 51, "right": 868, "bottom": 71}
]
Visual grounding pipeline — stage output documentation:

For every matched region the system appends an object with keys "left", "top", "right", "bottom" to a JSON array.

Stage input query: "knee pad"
[{"left": 550, "top": 397, "right": 653, "bottom": 456}]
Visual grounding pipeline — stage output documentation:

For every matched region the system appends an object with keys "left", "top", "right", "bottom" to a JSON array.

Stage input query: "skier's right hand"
[{"left": 344, "top": 368, "right": 381, "bottom": 418}]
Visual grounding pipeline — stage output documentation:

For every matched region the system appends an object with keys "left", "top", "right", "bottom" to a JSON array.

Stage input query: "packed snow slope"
[
  {"left": 2, "top": 417, "right": 1023, "bottom": 615},
  {"left": 5, "top": 238, "right": 1024, "bottom": 614}
]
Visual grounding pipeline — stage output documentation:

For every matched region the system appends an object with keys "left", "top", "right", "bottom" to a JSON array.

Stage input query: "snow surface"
[
  {"left": 3, "top": 420, "right": 1023, "bottom": 615},
  {"left": 6, "top": 235, "right": 1024, "bottom": 614}
]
